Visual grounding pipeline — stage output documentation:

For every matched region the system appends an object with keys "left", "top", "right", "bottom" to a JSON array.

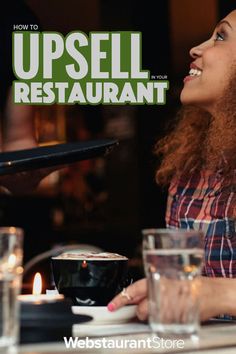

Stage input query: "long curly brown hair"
[{"left": 155, "top": 100, "right": 236, "bottom": 186}]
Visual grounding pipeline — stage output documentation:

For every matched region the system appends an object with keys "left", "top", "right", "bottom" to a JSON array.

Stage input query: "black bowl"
[{"left": 51, "top": 253, "right": 130, "bottom": 306}]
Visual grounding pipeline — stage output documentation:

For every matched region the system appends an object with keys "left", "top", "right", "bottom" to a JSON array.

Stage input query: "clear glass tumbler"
[
  {"left": 0, "top": 227, "right": 24, "bottom": 350},
  {"left": 142, "top": 228, "right": 203, "bottom": 335}
]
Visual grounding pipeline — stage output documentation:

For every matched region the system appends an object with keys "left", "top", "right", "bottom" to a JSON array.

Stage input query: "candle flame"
[{"left": 32, "top": 272, "right": 42, "bottom": 295}]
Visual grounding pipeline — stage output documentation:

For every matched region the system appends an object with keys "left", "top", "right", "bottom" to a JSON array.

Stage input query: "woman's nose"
[{"left": 189, "top": 39, "right": 212, "bottom": 59}]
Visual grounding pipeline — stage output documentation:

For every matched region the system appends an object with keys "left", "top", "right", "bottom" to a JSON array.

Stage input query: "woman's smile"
[{"left": 183, "top": 63, "right": 202, "bottom": 83}]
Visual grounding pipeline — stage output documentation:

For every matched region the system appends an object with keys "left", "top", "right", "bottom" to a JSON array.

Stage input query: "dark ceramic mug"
[{"left": 51, "top": 252, "right": 130, "bottom": 306}]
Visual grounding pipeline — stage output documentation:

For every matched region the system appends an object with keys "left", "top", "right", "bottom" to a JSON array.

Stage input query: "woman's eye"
[{"left": 215, "top": 32, "right": 225, "bottom": 41}]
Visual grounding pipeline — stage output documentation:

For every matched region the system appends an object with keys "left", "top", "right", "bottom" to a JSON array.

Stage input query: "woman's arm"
[
  {"left": 200, "top": 277, "right": 236, "bottom": 321},
  {"left": 107, "top": 277, "right": 236, "bottom": 322}
]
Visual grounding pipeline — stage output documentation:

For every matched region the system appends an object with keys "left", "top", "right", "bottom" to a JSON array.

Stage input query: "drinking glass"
[
  {"left": 142, "top": 228, "right": 203, "bottom": 335},
  {"left": 0, "top": 227, "right": 24, "bottom": 350}
]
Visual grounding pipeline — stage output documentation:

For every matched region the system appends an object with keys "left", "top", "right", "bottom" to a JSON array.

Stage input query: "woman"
[{"left": 108, "top": 10, "right": 236, "bottom": 320}]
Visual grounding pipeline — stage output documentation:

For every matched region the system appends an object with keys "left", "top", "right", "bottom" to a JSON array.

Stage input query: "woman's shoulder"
[{"left": 168, "top": 170, "right": 227, "bottom": 196}]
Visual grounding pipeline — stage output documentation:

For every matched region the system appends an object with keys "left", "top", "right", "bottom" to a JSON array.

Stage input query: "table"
[{"left": 17, "top": 322, "right": 236, "bottom": 354}]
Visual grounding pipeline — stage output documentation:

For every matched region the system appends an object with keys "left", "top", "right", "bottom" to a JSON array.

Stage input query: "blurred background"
[{"left": 1, "top": 0, "right": 234, "bottom": 289}]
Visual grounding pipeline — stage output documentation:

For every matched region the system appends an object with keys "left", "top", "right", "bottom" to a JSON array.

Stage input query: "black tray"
[
  {"left": 20, "top": 300, "right": 93, "bottom": 344},
  {"left": 0, "top": 139, "right": 118, "bottom": 175}
]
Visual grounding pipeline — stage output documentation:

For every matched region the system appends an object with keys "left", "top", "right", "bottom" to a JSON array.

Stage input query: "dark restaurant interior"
[{"left": 1, "top": 0, "right": 234, "bottom": 290}]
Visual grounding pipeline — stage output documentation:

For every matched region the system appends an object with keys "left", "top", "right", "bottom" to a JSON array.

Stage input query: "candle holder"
[{"left": 20, "top": 297, "right": 92, "bottom": 344}]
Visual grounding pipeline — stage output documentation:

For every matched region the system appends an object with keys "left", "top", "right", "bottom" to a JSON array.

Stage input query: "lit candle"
[
  {"left": 19, "top": 272, "right": 78, "bottom": 344},
  {"left": 18, "top": 272, "right": 64, "bottom": 303}
]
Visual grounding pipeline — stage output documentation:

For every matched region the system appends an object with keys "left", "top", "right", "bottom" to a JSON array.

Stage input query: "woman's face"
[{"left": 180, "top": 10, "right": 236, "bottom": 113}]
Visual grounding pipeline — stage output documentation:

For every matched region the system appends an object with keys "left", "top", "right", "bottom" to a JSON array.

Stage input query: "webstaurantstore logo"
[{"left": 64, "top": 336, "right": 185, "bottom": 350}]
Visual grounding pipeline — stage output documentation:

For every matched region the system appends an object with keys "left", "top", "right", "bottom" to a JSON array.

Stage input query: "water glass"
[
  {"left": 142, "top": 228, "right": 203, "bottom": 335},
  {"left": 0, "top": 227, "right": 24, "bottom": 350}
]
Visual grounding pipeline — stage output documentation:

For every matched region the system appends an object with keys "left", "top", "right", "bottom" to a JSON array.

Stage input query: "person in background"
[
  {"left": 108, "top": 9, "right": 236, "bottom": 321},
  {"left": 0, "top": 1, "right": 59, "bottom": 194}
]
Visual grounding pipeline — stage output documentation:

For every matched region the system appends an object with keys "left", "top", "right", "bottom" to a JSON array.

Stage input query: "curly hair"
[{"left": 155, "top": 100, "right": 236, "bottom": 186}]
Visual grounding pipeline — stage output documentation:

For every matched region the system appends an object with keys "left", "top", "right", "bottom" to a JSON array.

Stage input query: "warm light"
[
  {"left": 9, "top": 227, "right": 16, "bottom": 233},
  {"left": 82, "top": 260, "right": 87, "bottom": 268},
  {"left": 32, "top": 272, "right": 42, "bottom": 295},
  {"left": 8, "top": 254, "right": 16, "bottom": 268},
  {"left": 18, "top": 271, "right": 64, "bottom": 303}
]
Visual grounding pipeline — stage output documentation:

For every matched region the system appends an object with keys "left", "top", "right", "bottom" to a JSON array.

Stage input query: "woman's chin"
[
  {"left": 180, "top": 91, "right": 210, "bottom": 110},
  {"left": 180, "top": 91, "right": 198, "bottom": 106},
  {"left": 180, "top": 90, "right": 190, "bottom": 104},
  {"left": 180, "top": 96, "right": 192, "bottom": 105}
]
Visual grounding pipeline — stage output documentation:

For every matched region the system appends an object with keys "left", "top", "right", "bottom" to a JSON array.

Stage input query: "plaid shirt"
[{"left": 166, "top": 171, "right": 236, "bottom": 277}]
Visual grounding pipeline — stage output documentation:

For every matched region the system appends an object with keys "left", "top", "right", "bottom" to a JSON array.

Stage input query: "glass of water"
[
  {"left": 142, "top": 228, "right": 203, "bottom": 335},
  {"left": 0, "top": 227, "right": 24, "bottom": 350}
]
